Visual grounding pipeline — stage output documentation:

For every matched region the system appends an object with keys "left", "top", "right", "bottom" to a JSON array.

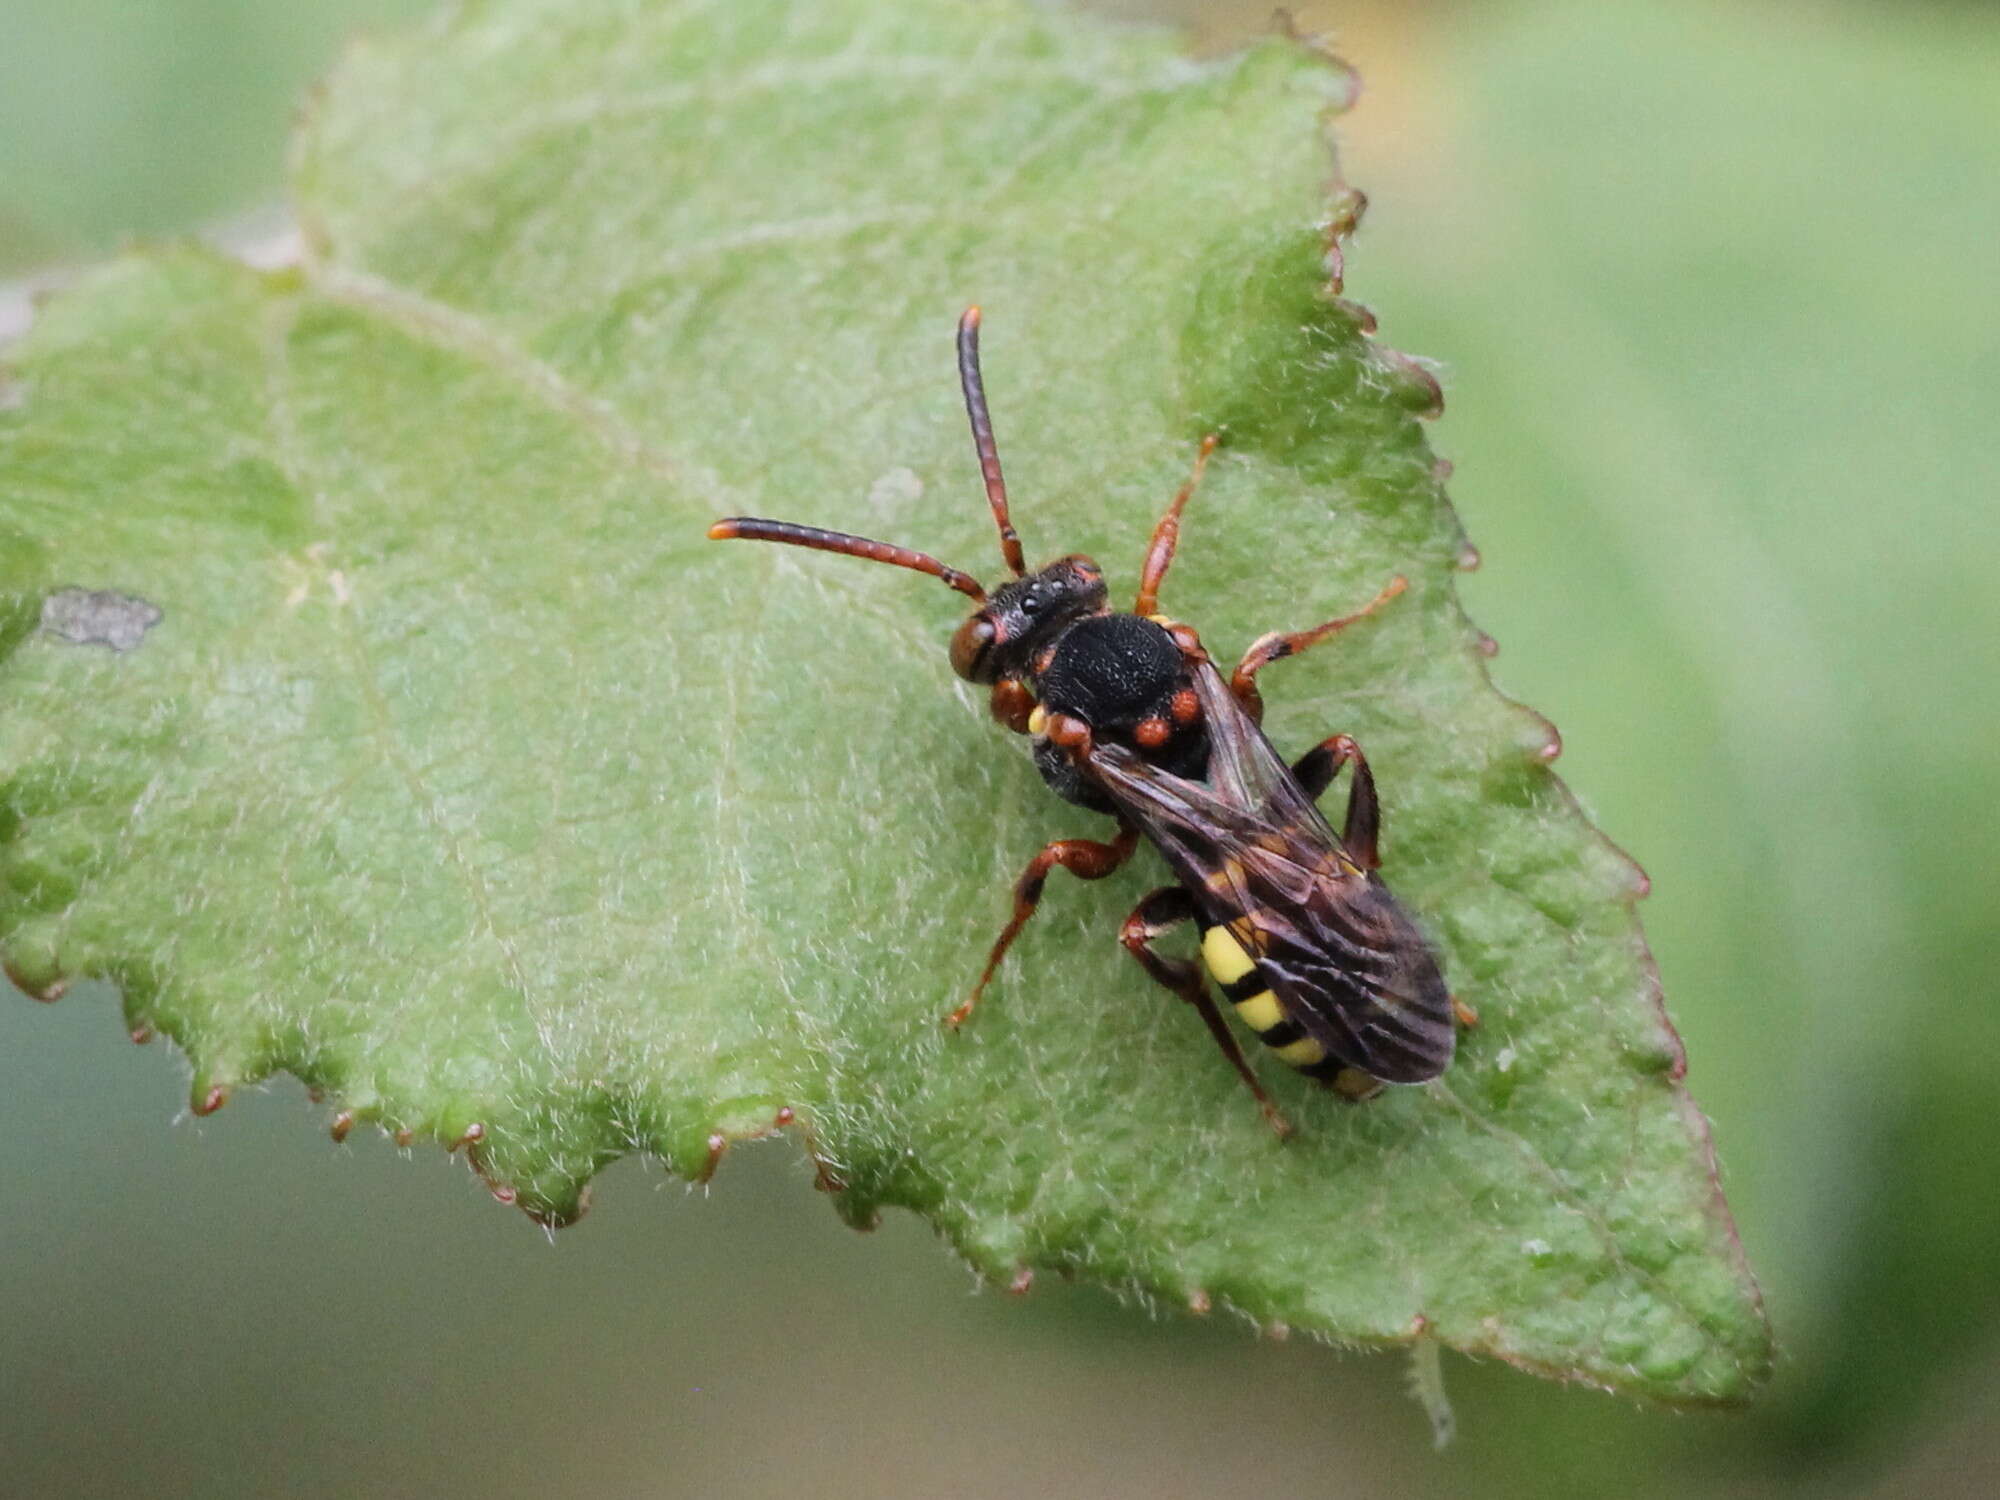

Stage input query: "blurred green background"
[{"left": 3, "top": 0, "right": 1996, "bottom": 1494}]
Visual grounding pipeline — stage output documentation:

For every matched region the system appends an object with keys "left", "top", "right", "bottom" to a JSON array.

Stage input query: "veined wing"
[{"left": 1087, "top": 666, "right": 1453, "bottom": 1083}]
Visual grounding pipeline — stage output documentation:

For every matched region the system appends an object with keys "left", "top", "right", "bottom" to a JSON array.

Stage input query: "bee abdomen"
[{"left": 1199, "top": 922, "right": 1382, "bottom": 1098}]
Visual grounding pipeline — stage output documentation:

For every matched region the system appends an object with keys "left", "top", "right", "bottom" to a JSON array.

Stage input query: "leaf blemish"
[
  {"left": 38, "top": 588, "right": 164, "bottom": 652},
  {"left": 280, "top": 541, "right": 351, "bottom": 608},
  {"left": 866, "top": 465, "right": 925, "bottom": 520}
]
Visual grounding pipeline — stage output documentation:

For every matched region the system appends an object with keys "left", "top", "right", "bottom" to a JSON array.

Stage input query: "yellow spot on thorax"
[
  {"left": 1201, "top": 925, "right": 1256, "bottom": 986},
  {"left": 1027, "top": 705, "right": 1048, "bottom": 736}
]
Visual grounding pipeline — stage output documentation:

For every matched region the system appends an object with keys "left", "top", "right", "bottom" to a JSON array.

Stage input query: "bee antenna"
[
  {"left": 957, "top": 307, "right": 1027, "bottom": 577},
  {"left": 707, "top": 518, "right": 987, "bottom": 602}
]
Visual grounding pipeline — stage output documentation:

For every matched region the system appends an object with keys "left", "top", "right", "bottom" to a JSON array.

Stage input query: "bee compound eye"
[{"left": 949, "top": 613, "right": 999, "bottom": 681}]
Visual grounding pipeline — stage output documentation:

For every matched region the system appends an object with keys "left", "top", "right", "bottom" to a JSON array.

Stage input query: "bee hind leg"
[
  {"left": 1119, "top": 886, "right": 1295, "bottom": 1140},
  {"left": 1290, "top": 733, "right": 1380, "bottom": 870}
]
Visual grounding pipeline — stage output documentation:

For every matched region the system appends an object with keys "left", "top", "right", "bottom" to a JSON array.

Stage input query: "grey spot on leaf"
[{"left": 40, "top": 587, "right": 164, "bottom": 651}]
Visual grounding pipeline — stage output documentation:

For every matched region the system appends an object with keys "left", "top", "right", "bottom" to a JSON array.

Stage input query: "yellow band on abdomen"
[
  {"left": 1201, "top": 924, "right": 1256, "bottom": 986},
  {"left": 1274, "top": 1035, "right": 1328, "bottom": 1067},
  {"left": 1232, "top": 990, "right": 1283, "bottom": 1033}
]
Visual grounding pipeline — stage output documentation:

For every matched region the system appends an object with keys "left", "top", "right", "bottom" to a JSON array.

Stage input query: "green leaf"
[
  {"left": 0, "top": 0, "right": 434, "bottom": 274},
  {"left": 1351, "top": 0, "right": 2000, "bottom": 1452},
  {"left": 0, "top": 0, "right": 1767, "bottom": 1402}
]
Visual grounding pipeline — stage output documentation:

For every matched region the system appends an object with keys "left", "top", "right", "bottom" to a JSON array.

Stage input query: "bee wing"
[
  {"left": 1229, "top": 841, "right": 1456, "bottom": 1083},
  {"left": 1087, "top": 665, "right": 1454, "bottom": 1083}
]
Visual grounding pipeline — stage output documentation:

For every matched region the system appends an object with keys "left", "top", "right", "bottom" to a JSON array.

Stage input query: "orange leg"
[
  {"left": 947, "top": 825, "right": 1141, "bottom": 1029},
  {"left": 1119, "top": 886, "right": 1294, "bottom": 1139},
  {"left": 1133, "top": 435, "right": 1219, "bottom": 617},
  {"left": 1289, "top": 733, "right": 1380, "bottom": 870},
  {"left": 988, "top": 677, "right": 1035, "bottom": 733},
  {"left": 1229, "top": 576, "right": 1407, "bottom": 724}
]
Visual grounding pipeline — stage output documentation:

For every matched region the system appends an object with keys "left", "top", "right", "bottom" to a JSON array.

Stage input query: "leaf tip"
[
  {"left": 1329, "top": 294, "right": 1378, "bottom": 336},
  {"left": 701, "top": 1131, "right": 729, "bottom": 1178},
  {"left": 1318, "top": 187, "right": 1369, "bottom": 297},
  {"left": 4, "top": 959, "right": 67, "bottom": 1004},
  {"left": 524, "top": 1184, "right": 593, "bottom": 1233},
  {"left": 1272, "top": 11, "right": 1363, "bottom": 117},
  {"left": 1380, "top": 348, "right": 1447, "bottom": 419},
  {"left": 1512, "top": 707, "right": 1564, "bottom": 765},
  {"left": 447, "top": 1121, "right": 485, "bottom": 1152}
]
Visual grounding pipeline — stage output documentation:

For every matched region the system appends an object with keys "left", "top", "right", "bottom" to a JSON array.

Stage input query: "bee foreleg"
[
  {"left": 946, "top": 824, "right": 1141, "bottom": 1030},
  {"left": 1119, "top": 887, "right": 1296, "bottom": 1140},
  {"left": 1288, "top": 733, "right": 1380, "bottom": 869},
  {"left": 1229, "top": 576, "right": 1409, "bottom": 724},
  {"left": 988, "top": 677, "right": 1036, "bottom": 733}
]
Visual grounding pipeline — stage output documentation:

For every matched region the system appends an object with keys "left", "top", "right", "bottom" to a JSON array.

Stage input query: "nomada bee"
[{"left": 710, "top": 309, "right": 1456, "bottom": 1135}]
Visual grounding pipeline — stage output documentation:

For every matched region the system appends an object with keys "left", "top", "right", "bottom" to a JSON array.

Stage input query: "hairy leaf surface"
[{"left": 0, "top": 0, "right": 1766, "bottom": 1401}]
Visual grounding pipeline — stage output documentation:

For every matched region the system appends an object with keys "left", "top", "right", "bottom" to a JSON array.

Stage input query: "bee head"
[{"left": 949, "top": 555, "right": 1106, "bottom": 683}]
